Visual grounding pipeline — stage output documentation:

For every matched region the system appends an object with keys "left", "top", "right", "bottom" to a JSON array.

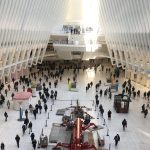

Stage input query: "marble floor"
[{"left": 0, "top": 68, "right": 150, "bottom": 150}]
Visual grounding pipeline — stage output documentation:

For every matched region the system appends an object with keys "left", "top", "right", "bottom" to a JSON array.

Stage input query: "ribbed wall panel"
[
  {"left": 99, "top": 0, "right": 150, "bottom": 74},
  {"left": 0, "top": 0, "right": 71, "bottom": 78}
]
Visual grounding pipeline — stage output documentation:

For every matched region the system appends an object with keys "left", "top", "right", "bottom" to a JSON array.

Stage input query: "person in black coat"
[
  {"left": 49, "top": 82, "right": 51, "bottom": 88},
  {"left": 44, "top": 103, "right": 48, "bottom": 113},
  {"left": 104, "top": 89, "right": 107, "bottom": 97},
  {"left": 5, "top": 89, "right": 7, "bottom": 97},
  {"left": 22, "top": 124, "right": 26, "bottom": 135},
  {"left": 0, "top": 142, "right": 5, "bottom": 150},
  {"left": 144, "top": 92, "right": 146, "bottom": 100},
  {"left": 30, "top": 132, "right": 35, "bottom": 141},
  {"left": 141, "top": 104, "right": 145, "bottom": 113},
  {"left": 25, "top": 109, "right": 28, "bottom": 119},
  {"left": 32, "top": 139, "right": 37, "bottom": 150},
  {"left": 15, "top": 135, "right": 20, "bottom": 148},
  {"left": 11, "top": 93, "right": 15, "bottom": 100},
  {"left": 54, "top": 91, "right": 57, "bottom": 100},
  {"left": 84, "top": 114, "right": 91, "bottom": 125},
  {"left": 24, "top": 118, "right": 29, "bottom": 127},
  {"left": 43, "top": 98, "right": 47, "bottom": 104},
  {"left": 122, "top": 119, "right": 127, "bottom": 130},
  {"left": 39, "top": 91, "right": 42, "bottom": 99},
  {"left": 4, "top": 112, "right": 8, "bottom": 121},
  {"left": 45, "top": 92, "right": 49, "bottom": 99},
  {"left": 90, "top": 82, "right": 93, "bottom": 87},
  {"left": 35, "top": 104, "right": 39, "bottom": 113},
  {"left": 109, "top": 92, "right": 112, "bottom": 99},
  {"left": 100, "top": 108, "right": 104, "bottom": 117},
  {"left": 33, "top": 109, "right": 37, "bottom": 120},
  {"left": 86, "top": 86, "right": 88, "bottom": 92},
  {"left": 114, "top": 134, "right": 120, "bottom": 146},
  {"left": 133, "top": 91, "right": 136, "bottom": 99},
  {"left": 38, "top": 105, "right": 42, "bottom": 114},
  {"left": 99, "top": 105, "right": 102, "bottom": 111},
  {"left": 12, "top": 77, "right": 15, "bottom": 83},
  {"left": 50, "top": 94, "right": 54, "bottom": 100},
  {"left": 144, "top": 109, "right": 148, "bottom": 118},
  {"left": 95, "top": 94, "right": 98, "bottom": 101},
  {"left": 28, "top": 121, "right": 32, "bottom": 134},
  {"left": 137, "top": 90, "right": 140, "bottom": 97},
  {"left": 99, "top": 89, "right": 103, "bottom": 97},
  {"left": 108, "top": 110, "right": 112, "bottom": 119},
  {"left": 96, "top": 99, "right": 99, "bottom": 107}
]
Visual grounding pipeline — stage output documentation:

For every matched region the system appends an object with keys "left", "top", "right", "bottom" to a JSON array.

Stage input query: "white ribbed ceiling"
[{"left": 65, "top": 0, "right": 100, "bottom": 28}]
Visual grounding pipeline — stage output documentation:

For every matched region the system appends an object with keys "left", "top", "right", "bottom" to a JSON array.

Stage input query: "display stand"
[
  {"left": 13, "top": 92, "right": 32, "bottom": 111},
  {"left": 114, "top": 94, "right": 131, "bottom": 113}
]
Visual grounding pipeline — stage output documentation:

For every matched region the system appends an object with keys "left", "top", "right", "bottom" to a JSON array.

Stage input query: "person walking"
[
  {"left": 15, "top": 135, "right": 20, "bottom": 148},
  {"left": 44, "top": 103, "right": 48, "bottom": 113},
  {"left": 95, "top": 94, "right": 99, "bottom": 100},
  {"left": 99, "top": 89, "right": 103, "bottom": 97},
  {"left": 28, "top": 121, "right": 32, "bottom": 134},
  {"left": 122, "top": 119, "right": 127, "bottom": 131},
  {"left": 22, "top": 124, "right": 26, "bottom": 135},
  {"left": 144, "top": 92, "right": 147, "bottom": 100},
  {"left": 39, "top": 91, "right": 42, "bottom": 99},
  {"left": 11, "top": 92, "right": 14, "bottom": 100},
  {"left": 33, "top": 109, "right": 37, "bottom": 120},
  {"left": 54, "top": 91, "right": 57, "bottom": 100},
  {"left": 114, "top": 134, "right": 120, "bottom": 146},
  {"left": 100, "top": 108, "right": 104, "bottom": 117},
  {"left": 109, "top": 91, "right": 112, "bottom": 99},
  {"left": 108, "top": 110, "right": 112, "bottom": 120},
  {"left": 7, "top": 100, "right": 10, "bottom": 109},
  {"left": 141, "top": 104, "right": 145, "bottom": 113},
  {"left": 12, "top": 77, "right": 15, "bottom": 83},
  {"left": 35, "top": 104, "right": 39, "bottom": 113},
  {"left": 0, "top": 142, "right": 5, "bottom": 150},
  {"left": 38, "top": 105, "right": 42, "bottom": 114},
  {"left": 30, "top": 132, "right": 35, "bottom": 141},
  {"left": 29, "top": 104, "right": 33, "bottom": 114},
  {"left": 144, "top": 109, "right": 148, "bottom": 118},
  {"left": 8, "top": 84, "right": 10, "bottom": 91},
  {"left": 5, "top": 89, "right": 7, "bottom": 97},
  {"left": 96, "top": 99, "right": 99, "bottom": 107},
  {"left": 25, "top": 109, "right": 28, "bottom": 119},
  {"left": 49, "top": 82, "right": 51, "bottom": 88},
  {"left": 24, "top": 118, "right": 29, "bottom": 127},
  {"left": 23, "top": 85, "right": 25, "bottom": 92},
  {"left": 32, "top": 139, "right": 37, "bottom": 150},
  {"left": 4, "top": 112, "right": 8, "bottom": 122}
]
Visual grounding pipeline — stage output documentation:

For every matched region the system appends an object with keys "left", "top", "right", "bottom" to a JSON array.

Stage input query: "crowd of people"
[{"left": 0, "top": 60, "right": 149, "bottom": 149}]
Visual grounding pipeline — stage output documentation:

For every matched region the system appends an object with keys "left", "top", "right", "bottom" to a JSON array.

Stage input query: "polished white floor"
[{"left": 0, "top": 68, "right": 150, "bottom": 150}]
